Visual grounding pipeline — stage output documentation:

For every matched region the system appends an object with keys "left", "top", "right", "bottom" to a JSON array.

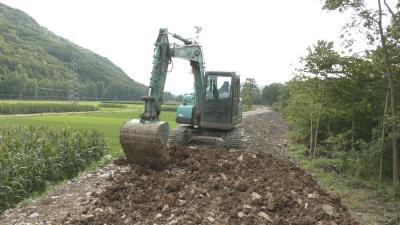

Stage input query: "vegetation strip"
[
  {"left": 0, "top": 125, "right": 107, "bottom": 212},
  {"left": 0, "top": 103, "right": 98, "bottom": 114}
]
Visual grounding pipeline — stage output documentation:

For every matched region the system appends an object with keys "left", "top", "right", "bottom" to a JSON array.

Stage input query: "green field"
[{"left": 0, "top": 101, "right": 178, "bottom": 157}]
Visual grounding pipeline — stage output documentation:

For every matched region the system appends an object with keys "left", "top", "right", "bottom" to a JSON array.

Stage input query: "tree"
[
  {"left": 262, "top": 83, "right": 287, "bottom": 106},
  {"left": 323, "top": 0, "right": 400, "bottom": 195},
  {"left": 241, "top": 78, "right": 259, "bottom": 111}
]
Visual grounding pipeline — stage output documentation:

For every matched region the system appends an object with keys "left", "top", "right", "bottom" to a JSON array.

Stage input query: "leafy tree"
[
  {"left": 241, "top": 78, "right": 258, "bottom": 111},
  {"left": 262, "top": 83, "right": 287, "bottom": 106},
  {"left": 322, "top": 0, "right": 400, "bottom": 195}
]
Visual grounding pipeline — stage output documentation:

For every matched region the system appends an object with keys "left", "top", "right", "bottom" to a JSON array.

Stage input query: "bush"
[
  {"left": 161, "top": 105, "right": 177, "bottom": 112},
  {"left": 0, "top": 125, "right": 107, "bottom": 212},
  {"left": 0, "top": 103, "right": 98, "bottom": 114},
  {"left": 100, "top": 101, "right": 142, "bottom": 105},
  {"left": 98, "top": 103, "right": 127, "bottom": 108}
]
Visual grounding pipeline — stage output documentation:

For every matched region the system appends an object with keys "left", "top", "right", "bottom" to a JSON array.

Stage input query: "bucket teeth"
[{"left": 120, "top": 119, "right": 169, "bottom": 169}]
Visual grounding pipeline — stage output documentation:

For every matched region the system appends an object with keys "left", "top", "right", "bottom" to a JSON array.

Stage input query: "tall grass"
[
  {"left": 0, "top": 125, "right": 107, "bottom": 212},
  {"left": 0, "top": 103, "right": 98, "bottom": 114},
  {"left": 98, "top": 103, "right": 127, "bottom": 108}
]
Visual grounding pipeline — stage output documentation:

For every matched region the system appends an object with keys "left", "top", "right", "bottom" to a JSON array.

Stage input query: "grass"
[
  {"left": 288, "top": 143, "right": 400, "bottom": 224},
  {"left": 0, "top": 110, "right": 177, "bottom": 157}
]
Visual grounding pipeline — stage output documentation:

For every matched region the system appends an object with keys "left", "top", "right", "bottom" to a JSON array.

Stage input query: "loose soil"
[{"left": 0, "top": 107, "right": 359, "bottom": 225}]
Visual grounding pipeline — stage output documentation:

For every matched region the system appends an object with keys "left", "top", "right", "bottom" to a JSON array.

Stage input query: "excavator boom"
[{"left": 120, "top": 28, "right": 205, "bottom": 169}]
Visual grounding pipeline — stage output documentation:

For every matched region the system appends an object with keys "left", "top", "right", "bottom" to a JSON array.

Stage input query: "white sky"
[{"left": 1, "top": 0, "right": 355, "bottom": 94}]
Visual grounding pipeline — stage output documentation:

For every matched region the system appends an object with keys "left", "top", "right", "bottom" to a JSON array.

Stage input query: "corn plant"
[
  {"left": 0, "top": 103, "right": 98, "bottom": 114},
  {"left": 0, "top": 125, "right": 107, "bottom": 212}
]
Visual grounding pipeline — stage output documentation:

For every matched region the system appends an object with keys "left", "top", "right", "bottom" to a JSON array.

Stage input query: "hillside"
[{"left": 0, "top": 3, "right": 146, "bottom": 100}]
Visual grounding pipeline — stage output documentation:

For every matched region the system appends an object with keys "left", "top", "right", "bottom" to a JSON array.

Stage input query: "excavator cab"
[{"left": 200, "top": 71, "right": 242, "bottom": 130}]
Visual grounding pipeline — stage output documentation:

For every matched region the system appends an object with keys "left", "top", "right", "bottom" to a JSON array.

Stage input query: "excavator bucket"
[{"left": 120, "top": 119, "right": 169, "bottom": 169}]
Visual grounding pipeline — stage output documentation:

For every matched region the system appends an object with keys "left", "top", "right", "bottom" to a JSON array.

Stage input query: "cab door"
[{"left": 201, "top": 73, "right": 233, "bottom": 129}]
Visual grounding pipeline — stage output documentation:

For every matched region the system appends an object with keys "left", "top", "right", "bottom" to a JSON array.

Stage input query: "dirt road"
[{"left": 0, "top": 107, "right": 359, "bottom": 225}]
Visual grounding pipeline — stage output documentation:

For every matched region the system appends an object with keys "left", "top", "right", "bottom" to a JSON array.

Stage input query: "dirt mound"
[
  {"left": 241, "top": 107, "right": 289, "bottom": 157},
  {"left": 63, "top": 146, "right": 358, "bottom": 225}
]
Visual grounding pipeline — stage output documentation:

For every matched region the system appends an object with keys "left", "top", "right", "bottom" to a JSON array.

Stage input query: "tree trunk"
[
  {"left": 380, "top": 89, "right": 389, "bottom": 182},
  {"left": 309, "top": 90, "right": 315, "bottom": 158},
  {"left": 378, "top": 0, "right": 399, "bottom": 192},
  {"left": 313, "top": 87, "right": 325, "bottom": 167}
]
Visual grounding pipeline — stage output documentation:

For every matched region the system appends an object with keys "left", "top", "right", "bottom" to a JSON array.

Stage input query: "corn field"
[
  {"left": 98, "top": 103, "right": 127, "bottom": 108},
  {"left": 0, "top": 125, "right": 107, "bottom": 212},
  {"left": 0, "top": 103, "right": 98, "bottom": 114}
]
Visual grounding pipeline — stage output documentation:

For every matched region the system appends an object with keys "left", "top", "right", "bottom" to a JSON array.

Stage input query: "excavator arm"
[
  {"left": 120, "top": 28, "right": 205, "bottom": 168},
  {"left": 141, "top": 28, "right": 204, "bottom": 123}
]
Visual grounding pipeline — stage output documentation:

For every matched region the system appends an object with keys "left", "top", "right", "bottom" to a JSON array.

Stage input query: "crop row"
[
  {"left": 98, "top": 103, "right": 127, "bottom": 108},
  {"left": 0, "top": 125, "right": 107, "bottom": 212},
  {"left": 0, "top": 103, "right": 98, "bottom": 114},
  {"left": 101, "top": 101, "right": 178, "bottom": 106}
]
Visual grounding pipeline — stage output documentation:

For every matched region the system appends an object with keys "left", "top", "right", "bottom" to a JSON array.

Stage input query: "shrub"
[{"left": 161, "top": 105, "right": 177, "bottom": 112}]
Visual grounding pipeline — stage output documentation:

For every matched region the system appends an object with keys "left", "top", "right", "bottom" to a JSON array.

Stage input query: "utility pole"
[{"left": 69, "top": 50, "right": 79, "bottom": 104}]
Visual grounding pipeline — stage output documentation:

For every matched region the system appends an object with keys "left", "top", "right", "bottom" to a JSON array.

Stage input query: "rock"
[
  {"left": 251, "top": 192, "right": 262, "bottom": 201},
  {"left": 28, "top": 212, "right": 39, "bottom": 218},
  {"left": 220, "top": 173, "right": 228, "bottom": 180},
  {"left": 167, "top": 219, "right": 178, "bottom": 225},
  {"left": 237, "top": 155, "right": 244, "bottom": 162},
  {"left": 307, "top": 193, "right": 317, "bottom": 199},
  {"left": 237, "top": 211, "right": 245, "bottom": 218},
  {"left": 99, "top": 172, "right": 112, "bottom": 179},
  {"left": 257, "top": 212, "right": 273, "bottom": 222},
  {"left": 250, "top": 154, "right": 257, "bottom": 159},
  {"left": 177, "top": 199, "right": 186, "bottom": 206},
  {"left": 243, "top": 204, "right": 252, "bottom": 209},
  {"left": 165, "top": 179, "right": 181, "bottom": 192},
  {"left": 207, "top": 216, "right": 215, "bottom": 222},
  {"left": 155, "top": 213, "right": 162, "bottom": 219},
  {"left": 234, "top": 179, "right": 248, "bottom": 192},
  {"left": 162, "top": 204, "right": 170, "bottom": 211},
  {"left": 322, "top": 204, "right": 336, "bottom": 217},
  {"left": 94, "top": 208, "right": 104, "bottom": 213}
]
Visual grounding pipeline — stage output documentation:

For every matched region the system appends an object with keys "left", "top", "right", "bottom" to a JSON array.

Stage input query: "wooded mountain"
[{"left": 0, "top": 3, "right": 146, "bottom": 100}]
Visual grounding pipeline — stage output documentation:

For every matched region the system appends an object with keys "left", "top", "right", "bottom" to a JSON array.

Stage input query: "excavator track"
[
  {"left": 224, "top": 127, "right": 242, "bottom": 148},
  {"left": 168, "top": 125, "right": 191, "bottom": 147}
]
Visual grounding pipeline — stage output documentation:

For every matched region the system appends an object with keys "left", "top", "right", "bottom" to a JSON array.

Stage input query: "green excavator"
[{"left": 120, "top": 28, "right": 242, "bottom": 169}]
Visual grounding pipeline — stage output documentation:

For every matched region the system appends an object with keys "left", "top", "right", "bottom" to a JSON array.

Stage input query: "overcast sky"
[{"left": 2, "top": 0, "right": 354, "bottom": 94}]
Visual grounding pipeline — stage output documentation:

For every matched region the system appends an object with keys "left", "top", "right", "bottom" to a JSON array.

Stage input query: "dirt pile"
[
  {"left": 63, "top": 146, "right": 358, "bottom": 225},
  {"left": 241, "top": 107, "right": 288, "bottom": 157}
]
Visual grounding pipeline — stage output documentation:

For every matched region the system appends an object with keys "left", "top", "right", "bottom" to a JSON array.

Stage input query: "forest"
[
  {"left": 0, "top": 3, "right": 147, "bottom": 101},
  {"left": 252, "top": 0, "right": 400, "bottom": 196}
]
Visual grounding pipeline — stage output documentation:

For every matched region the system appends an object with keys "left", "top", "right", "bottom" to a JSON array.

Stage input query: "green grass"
[
  {"left": 0, "top": 110, "right": 177, "bottom": 157},
  {"left": 288, "top": 143, "right": 400, "bottom": 224}
]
